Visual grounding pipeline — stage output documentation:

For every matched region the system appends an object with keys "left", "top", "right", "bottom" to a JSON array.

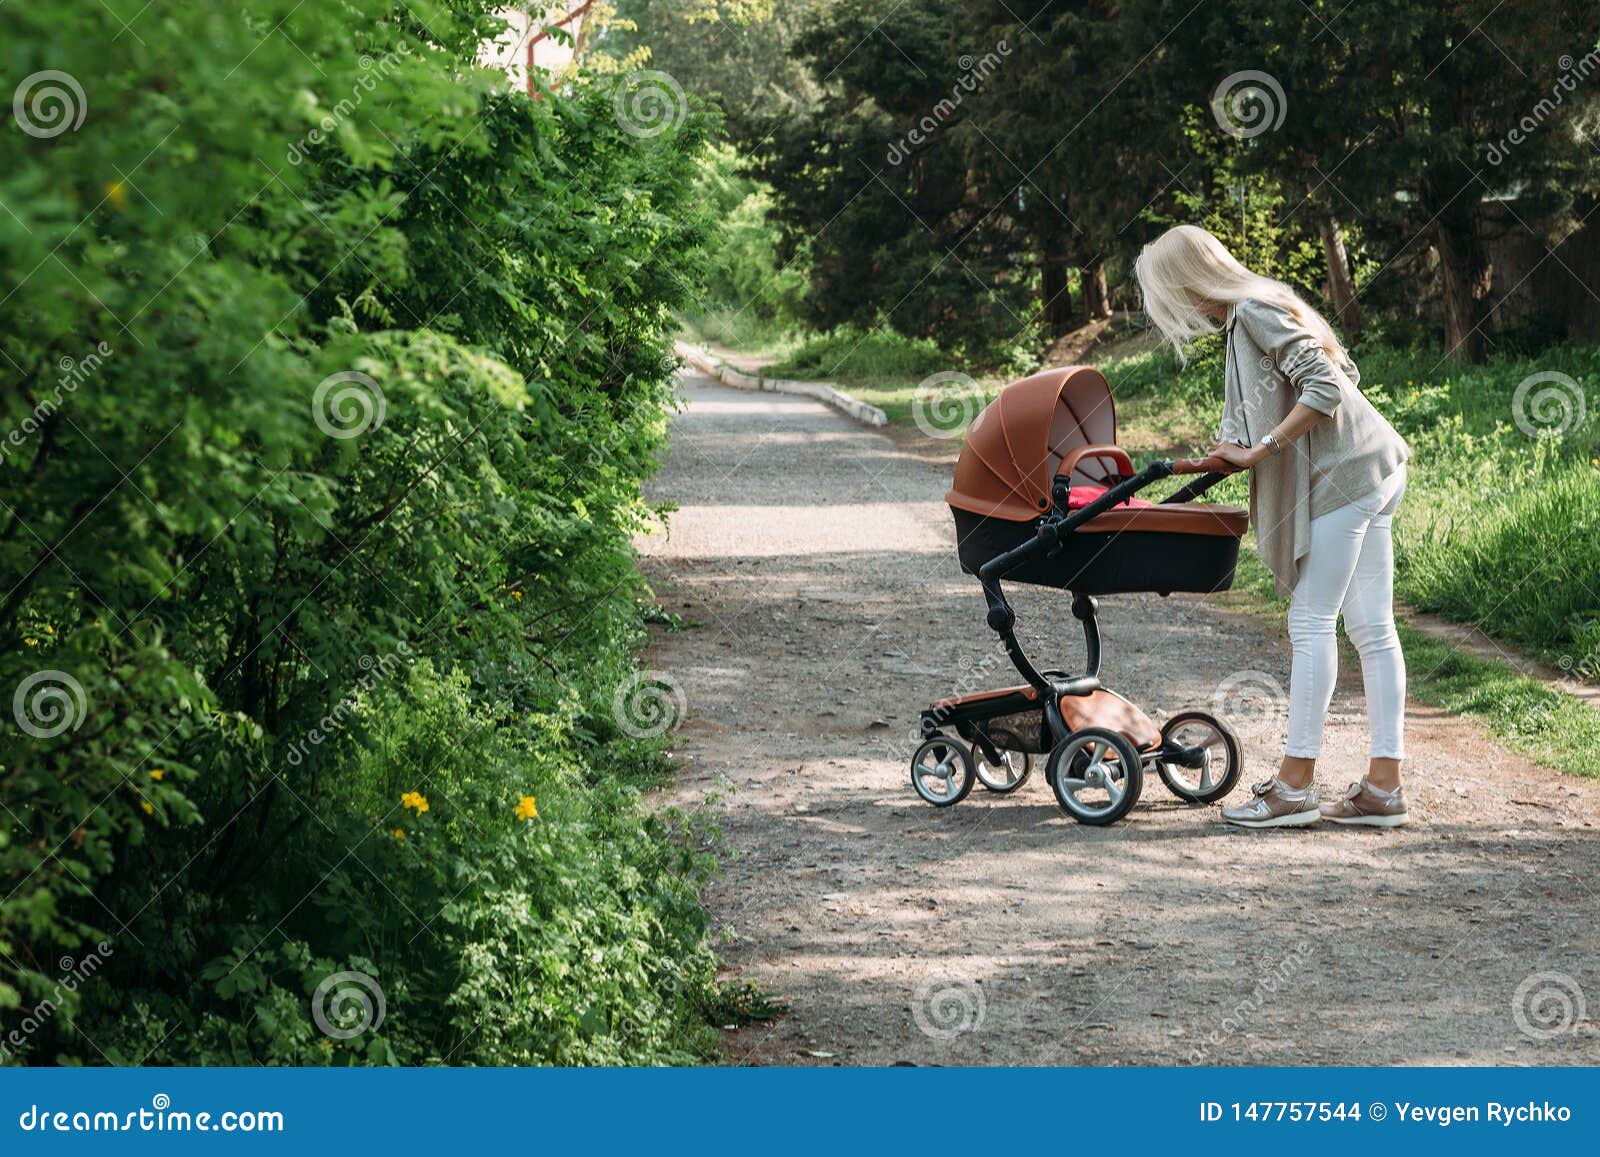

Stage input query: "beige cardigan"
[{"left": 1222, "top": 298, "right": 1410, "bottom": 596}]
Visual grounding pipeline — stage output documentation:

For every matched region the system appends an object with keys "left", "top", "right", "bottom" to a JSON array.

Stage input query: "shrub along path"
[{"left": 639, "top": 371, "right": 1600, "bottom": 1066}]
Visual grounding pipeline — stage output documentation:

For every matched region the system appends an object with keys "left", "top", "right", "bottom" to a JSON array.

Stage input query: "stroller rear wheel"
[
  {"left": 911, "top": 736, "right": 976, "bottom": 807},
  {"left": 973, "top": 729, "right": 1032, "bottom": 794},
  {"left": 1155, "top": 711, "right": 1241, "bottom": 804},
  {"left": 1047, "top": 728, "right": 1143, "bottom": 825}
]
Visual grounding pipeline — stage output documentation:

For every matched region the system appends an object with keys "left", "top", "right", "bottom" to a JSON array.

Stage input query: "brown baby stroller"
[{"left": 911, "top": 366, "right": 1249, "bottom": 825}]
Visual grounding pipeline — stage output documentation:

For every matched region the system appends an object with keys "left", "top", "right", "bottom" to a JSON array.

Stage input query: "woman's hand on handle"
[{"left": 1206, "top": 440, "right": 1267, "bottom": 471}]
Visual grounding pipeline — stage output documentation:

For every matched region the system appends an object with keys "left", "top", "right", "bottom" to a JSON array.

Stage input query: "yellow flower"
[
  {"left": 391, "top": 827, "right": 406, "bottom": 841},
  {"left": 515, "top": 795, "right": 538, "bottom": 821},
  {"left": 140, "top": 801, "right": 154, "bottom": 815},
  {"left": 106, "top": 180, "right": 128, "bottom": 210},
  {"left": 23, "top": 637, "right": 36, "bottom": 647},
  {"left": 401, "top": 790, "right": 429, "bottom": 814},
  {"left": 512, "top": 590, "right": 522, "bottom": 600},
  {"left": 150, "top": 769, "right": 165, "bottom": 781}
]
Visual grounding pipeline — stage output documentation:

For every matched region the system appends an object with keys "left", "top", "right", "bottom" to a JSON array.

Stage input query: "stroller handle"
[
  {"left": 1163, "top": 457, "right": 1237, "bottom": 505},
  {"left": 978, "top": 460, "right": 1173, "bottom": 583},
  {"left": 977, "top": 457, "right": 1241, "bottom": 584},
  {"left": 1170, "top": 455, "right": 1239, "bottom": 475}
]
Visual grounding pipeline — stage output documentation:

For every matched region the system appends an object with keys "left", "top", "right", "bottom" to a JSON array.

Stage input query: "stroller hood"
[{"left": 945, "top": 366, "right": 1117, "bottom": 522}]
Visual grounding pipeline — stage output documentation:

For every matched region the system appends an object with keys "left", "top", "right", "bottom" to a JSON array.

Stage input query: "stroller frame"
[{"left": 914, "top": 458, "right": 1245, "bottom": 825}]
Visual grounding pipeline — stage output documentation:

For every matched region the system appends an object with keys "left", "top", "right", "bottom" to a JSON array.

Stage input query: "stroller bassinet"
[{"left": 946, "top": 367, "right": 1246, "bottom": 593}]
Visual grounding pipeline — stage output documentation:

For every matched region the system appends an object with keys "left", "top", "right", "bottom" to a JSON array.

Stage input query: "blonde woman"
[{"left": 1134, "top": 225, "right": 1411, "bottom": 828}]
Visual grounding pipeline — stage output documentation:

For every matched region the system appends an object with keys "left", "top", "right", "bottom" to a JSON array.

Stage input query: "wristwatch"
[{"left": 1260, "top": 432, "right": 1284, "bottom": 456}]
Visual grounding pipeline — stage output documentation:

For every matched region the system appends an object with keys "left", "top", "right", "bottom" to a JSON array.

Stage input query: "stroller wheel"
[
  {"left": 910, "top": 736, "right": 976, "bottom": 807},
  {"left": 1156, "top": 711, "right": 1242, "bottom": 804},
  {"left": 974, "top": 729, "right": 1032, "bottom": 794},
  {"left": 1047, "top": 728, "right": 1143, "bottom": 825}
]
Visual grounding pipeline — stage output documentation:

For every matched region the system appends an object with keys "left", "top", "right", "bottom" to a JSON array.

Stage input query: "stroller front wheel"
[
  {"left": 911, "top": 736, "right": 976, "bottom": 807},
  {"left": 974, "top": 729, "right": 1032, "bottom": 794},
  {"left": 1155, "top": 711, "right": 1242, "bottom": 804},
  {"left": 1047, "top": 728, "right": 1143, "bottom": 825}
]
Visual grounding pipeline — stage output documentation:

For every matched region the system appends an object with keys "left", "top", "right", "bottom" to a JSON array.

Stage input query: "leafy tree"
[{"left": 1140, "top": 0, "right": 1600, "bottom": 360}]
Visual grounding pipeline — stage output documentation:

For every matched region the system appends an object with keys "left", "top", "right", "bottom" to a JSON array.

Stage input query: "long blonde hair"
[{"left": 1134, "top": 225, "right": 1346, "bottom": 364}]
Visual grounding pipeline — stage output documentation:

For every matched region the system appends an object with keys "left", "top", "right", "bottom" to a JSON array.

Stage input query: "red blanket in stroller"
[{"left": 1063, "top": 485, "right": 1153, "bottom": 510}]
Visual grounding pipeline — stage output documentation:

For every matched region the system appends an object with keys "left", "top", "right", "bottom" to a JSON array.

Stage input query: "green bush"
[
  {"left": 767, "top": 327, "right": 953, "bottom": 383},
  {"left": 1, "top": 0, "right": 721, "bottom": 1065}
]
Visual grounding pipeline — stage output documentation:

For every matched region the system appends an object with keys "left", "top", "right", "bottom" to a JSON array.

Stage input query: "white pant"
[{"left": 1285, "top": 465, "right": 1407, "bottom": 760}]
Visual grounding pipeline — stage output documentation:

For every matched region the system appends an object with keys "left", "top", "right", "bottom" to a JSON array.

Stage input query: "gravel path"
[{"left": 639, "top": 373, "right": 1600, "bottom": 1067}]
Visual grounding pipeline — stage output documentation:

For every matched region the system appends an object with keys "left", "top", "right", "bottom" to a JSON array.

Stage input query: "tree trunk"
[
  {"left": 1041, "top": 255, "right": 1077, "bottom": 338},
  {"left": 1082, "top": 257, "right": 1112, "bottom": 320},
  {"left": 1434, "top": 208, "right": 1491, "bottom": 363},
  {"left": 1319, "top": 218, "right": 1362, "bottom": 341}
]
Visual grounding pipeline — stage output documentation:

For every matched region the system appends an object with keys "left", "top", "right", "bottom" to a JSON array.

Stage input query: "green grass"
[
  {"left": 679, "top": 310, "right": 804, "bottom": 359},
  {"left": 766, "top": 327, "right": 953, "bottom": 384}
]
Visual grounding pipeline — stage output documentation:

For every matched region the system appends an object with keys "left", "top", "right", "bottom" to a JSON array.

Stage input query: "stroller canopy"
[{"left": 946, "top": 367, "right": 1118, "bottom": 522}]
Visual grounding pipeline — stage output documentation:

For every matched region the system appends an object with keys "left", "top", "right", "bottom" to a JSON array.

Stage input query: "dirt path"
[{"left": 639, "top": 373, "right": 1600, "bottom": 1067}]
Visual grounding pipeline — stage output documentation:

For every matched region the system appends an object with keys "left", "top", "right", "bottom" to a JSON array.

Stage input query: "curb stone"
[{"left": 674, "top": 341, "right": 888, "bottom": 428}]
